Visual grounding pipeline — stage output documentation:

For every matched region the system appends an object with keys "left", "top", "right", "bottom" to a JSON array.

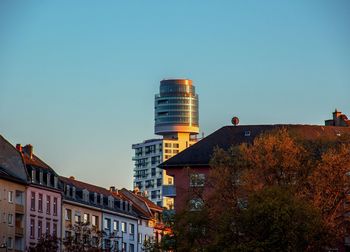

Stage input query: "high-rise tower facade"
[
  {"left": 132, "top": 79, "right": 199, "bottom": 208},
  {"left": 155, "top": 79, "right": 199, "bottom": 136}
]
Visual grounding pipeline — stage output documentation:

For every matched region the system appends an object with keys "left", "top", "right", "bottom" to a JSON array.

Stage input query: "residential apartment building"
[
  {"left": 18, "top": 144, "right": 62, "bottom": 251},
  {"left": 119, "top": 188, "right": 168, "bottom": 251},
  {"left": 132, "top": 79, "right": 199, "bottom": 208},
  {"left": 60, "top": 176, "right": 138, "bottom": 252},
  {"left": 160, "top": 114, "right": 350, "bottom": 212},
  {"left": 0, "top": 136, "right": 28, "bottom": 252},
  {"left": 0, "top": 133, "right": 168, "bottom": 251}
]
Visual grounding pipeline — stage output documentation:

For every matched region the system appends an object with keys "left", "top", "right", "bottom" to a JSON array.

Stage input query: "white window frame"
[{"left": 8, "top": 191, "right": 13, "bottom": 203}]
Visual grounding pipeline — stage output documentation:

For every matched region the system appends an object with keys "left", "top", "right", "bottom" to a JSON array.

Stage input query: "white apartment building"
[{"left": 132, "top": 79, "right": 199, "bottom": 208}]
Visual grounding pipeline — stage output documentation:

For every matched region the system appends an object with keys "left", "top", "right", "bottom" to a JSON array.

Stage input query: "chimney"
[
  {"left": 110, "top": 186, "right": 116, "bottom": 192},
  {"left": 69, "top": 176, "right": 75, "bottom": 180},
  {"left": 23, "top": 144, "right": 34, "bottom": 159},
  {"left": 16, "top": 144, "right": 22, "bottom": 152}
]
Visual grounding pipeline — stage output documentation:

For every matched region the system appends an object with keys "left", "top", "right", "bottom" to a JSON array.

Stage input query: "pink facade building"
[{"left": 17, "top": 144, "right": 62, "bottom": 250}]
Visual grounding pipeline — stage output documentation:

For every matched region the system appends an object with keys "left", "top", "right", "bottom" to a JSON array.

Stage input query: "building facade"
[
  {"left": 160, "top": 122, "right": 350, "bottom": 212},
  {"left": 119, "top": 188, "right": 168, "bottom": 251},
  {"left": 60, "top": 176, "right": 138, "bottom": 252},
  {"left": 132, "top": 79, "right": 199, "bottom": 208},
  {"left": 19, "top": 145, "right": 62, "bottom": 251},
  {"left": 0, "top": 136, "right": 28, "bottom": 252}
]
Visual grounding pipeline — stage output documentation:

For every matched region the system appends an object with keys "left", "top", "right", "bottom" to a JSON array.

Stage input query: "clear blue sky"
[{"left": 1, "top": 0, "right": 349, "bottom": 189}]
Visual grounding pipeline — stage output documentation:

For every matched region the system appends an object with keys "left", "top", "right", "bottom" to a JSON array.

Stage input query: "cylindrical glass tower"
[{"left": 155, "top": 79, "right": 199, "bottom": 135}]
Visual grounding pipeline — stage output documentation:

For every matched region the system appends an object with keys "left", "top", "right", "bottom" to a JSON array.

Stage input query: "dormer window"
[
  {"left": 47, "top": 173, "right": 51, "bottom": 187},
  {"left": 108, "top": 196, "right": 114, "bottom": 208},
  {"left": 244, "top": 131, "right": 251, "bottom": 137},
  {"left": 94, "top": 193, "right": 97, "bottom": 204},
  {"left": 31, "top": 169, "right": 36, "bottom": 183},
  {"left": 82, "top": 189, "right": 89, "bottom": 202},
  {"left": 39, "top": 171, "right": 43, "bottom": 185},
  {"left": 72, "top": 187, "right": 76, "bottom": 199},
  {"left": 66, "top": 185, "right": 71, "bottom": 197},
  {"left": 54, "top": 176, "right": 58, "bottom": 188},
  {"left": 100, "top": 194, "right": 104, "bottom": 205}
]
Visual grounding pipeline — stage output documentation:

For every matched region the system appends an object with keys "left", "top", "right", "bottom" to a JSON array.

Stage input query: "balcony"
[
  {"left": 15, "top": 227, "right": 24, "bottom": 236},
  {"left": 162, "top": 185, "right": 176, "bottom": 197},
  {"left": 15, "top": 204, "right": 24, "bottom": 213}
]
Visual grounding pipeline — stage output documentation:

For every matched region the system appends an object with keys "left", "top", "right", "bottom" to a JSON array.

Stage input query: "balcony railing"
[
  {"left": 15, "top": 204, "right": 24, "bottom": 213},
  {"left": 15, "top": 227, "right": 24, "bottom": 236},
  {"left": 162, "top": 185, "right": 176, "bottom": 197}
]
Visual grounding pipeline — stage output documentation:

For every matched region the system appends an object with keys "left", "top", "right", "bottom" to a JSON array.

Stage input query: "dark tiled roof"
[
  {"left": 0, "top": 135, "right": 28, "bottom": 183},
  {"left": 159, "top": 125, "right": 350, "bottom": 169},
  {"left": 59, "top": 176, "right": 122, "bottom": 200}
]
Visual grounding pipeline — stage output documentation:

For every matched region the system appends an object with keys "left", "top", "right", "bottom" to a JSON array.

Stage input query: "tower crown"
[{"left": 155, "top": 79, "right": 199, "bottom": 135}]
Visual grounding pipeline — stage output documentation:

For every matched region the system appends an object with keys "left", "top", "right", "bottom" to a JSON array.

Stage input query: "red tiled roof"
[
  {"left": 119, "top": 189, "right": 162, "bottom": 219},
  {"left": 22, "top": 153, "right": 51, "bottom": 170}
]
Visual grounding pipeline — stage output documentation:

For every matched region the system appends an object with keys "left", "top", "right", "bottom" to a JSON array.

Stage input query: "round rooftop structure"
[{"left": 155, "top": 79, "right": 199, "bottom": 135}]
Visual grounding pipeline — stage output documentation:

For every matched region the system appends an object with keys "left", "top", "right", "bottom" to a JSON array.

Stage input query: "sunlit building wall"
[{"left": 132, "top": 79, "right": 199, "bottom": 208}]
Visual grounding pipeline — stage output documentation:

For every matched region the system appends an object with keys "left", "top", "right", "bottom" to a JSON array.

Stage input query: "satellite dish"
[{"left": 231, "top": 116, "right": 239, "bottom": 126}]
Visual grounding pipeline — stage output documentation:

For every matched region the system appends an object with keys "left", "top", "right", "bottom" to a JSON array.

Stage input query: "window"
[
  {"left": 168, "top": 177, "right": 173, "bottom": 184},
  {"left": 8, "top": 191, "right": 13, "bottom": 203},
  {"left": 173, "top": 143, "right": 179, "bottom": 148},
  {"left": 92, "top": 236, "right": 98, "bottom": 246},
  {"left": 129, "top": 223, "right": 135, "bottom": 240},
  {"left": 53, "top": 223, "right": 57, "bottom": 237},
  {"left": 129, "top": 243, "right": 135, "bottom": 252},
  {"left": 75, "top": 213, "right": 81, "bottom": 223},
  {"left": 31, "top": 192, "right": 35, "bottom": 211},
  {"left": 244, "top": 131, "right": 251, "bottom": 137},
  {"left": 46, "top": 195, "right": 51, "bottom": 214},
  {"left": 122, "top": 243, "right": 126, "bottom": 251},
  {"left": 164, "top": 143, "right": 171, "bottom": 148},
  {"left": 65, "top": 231, "right": 71, "bottom": 238},
  {"left": 83, "top": 213, "right": 89, "bottom": 223},
  {"left": 7, "top": 237, "right": 13, "bottom": 249},
  {"left": 38, "top": 220, "right": 42, "bottom": 238},
  {"left": 138, "top": 233, "right": 142, "bottom": 244},
  {"left": 65, "top": 209, "right": 72, "bottom": 221},
  {"left": 38, "top": 194, "right": 43, "bottom": 212},
  {"left": 31, "top": 169, "right": 35, "bottom": 183},
  {"left": 105, "top": 239, "right": 111, "bottom": 249},
  {"left": 104, "top": 218, "right": 111, "bottom": 230},
  {"left": 113, "top": 220, "right": 118, "bottom": 231},
  {"left": 151, "top": 168, "right": 156, "bottom": 176},
  {"left": 7, "top": 214, "right": 13, "bottom": 225},
  {"left": 157, "top": 178, "right": 162, "bottom": 187},
  {"left": 92, "top": 215, "right": 98, "bottom": 227},
  {"left": 46, "top": 221, "right": 50, "bottom": 234},
  {"left": 30, "top": 219, "right": 35, "bottom": 238},
  {"left": 189, "top": 198, "right": 204, "bottom": 211},
  {"left": 121, "top": 222, "right": 127, "bottom": 233},
  {"left": 190, "top": 173, "right": 205, "bottom": 187},
  {"left": 53, "top": 197, "right": 58, "bottom": 216}
]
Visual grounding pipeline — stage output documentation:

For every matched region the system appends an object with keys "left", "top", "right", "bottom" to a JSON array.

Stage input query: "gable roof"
[
  {"left": 0, "top": 135, "right": 28, "bottom": 183},
  {"left": 159, "top": 124, "right": 350, "bottom": 169}
]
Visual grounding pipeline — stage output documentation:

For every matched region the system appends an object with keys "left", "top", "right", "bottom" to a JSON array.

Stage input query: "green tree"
[
  {"left": 63, "top": 222, "right": 104, "bottom": 252},
  {"left": 236, "top": 187, "right": 327, "bottom": 252},
  {"left": 29, "top": 234, "right": 60, "bottom": 252}
]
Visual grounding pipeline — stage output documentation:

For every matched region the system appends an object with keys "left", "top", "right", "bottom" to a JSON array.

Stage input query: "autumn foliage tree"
[{"left": 168, "top": 128, "right": 350, "bottom": 251}]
